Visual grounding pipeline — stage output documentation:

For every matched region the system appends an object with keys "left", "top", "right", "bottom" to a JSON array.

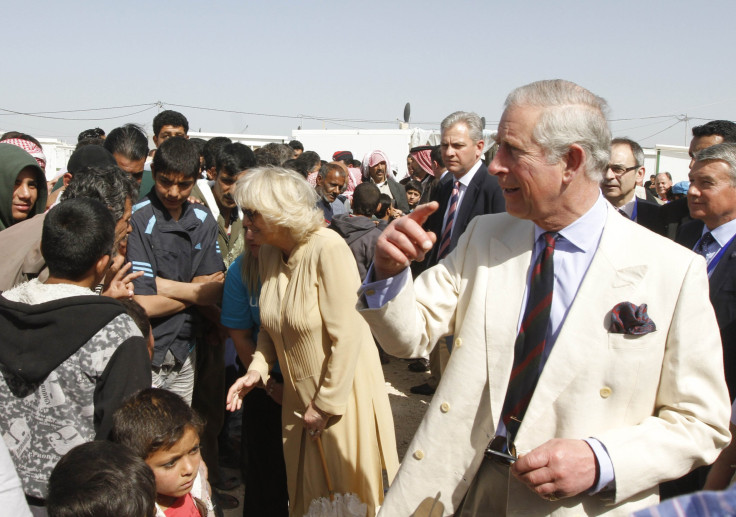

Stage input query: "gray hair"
[
  {"left": 656, "top": 171, "right": 672, "bottom": 181},
  {"left": 317, "top": 163, "right": 347, "bottom": 194},
  {"left": 695, "top": 143, "right": 736, "bottom": 186},
  {"left": 505, "top": 79, "right": 611, "bottom": 182},
  {"left": 611, "top": 137, "right": 644, "bottom": 168},
  {"left": 61, "top": 164, "right": 138, "bottom": 222},
  {"left": 318, "top": 162, "right": 347, "bottom": 181},
  {"left": 440, "top": 111, "right": 484, "bottom": 142},
  {"left": 234, "top": 166, "right": 323, "bottom": 244}
]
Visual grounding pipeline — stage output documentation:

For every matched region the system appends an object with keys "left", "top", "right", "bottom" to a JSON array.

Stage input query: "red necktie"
[
  {"left": 437, "top": 181, "right": 460, "bottom": 259},
  {"left": 501, "top": 232, "right": 557, "bottom": 443}
]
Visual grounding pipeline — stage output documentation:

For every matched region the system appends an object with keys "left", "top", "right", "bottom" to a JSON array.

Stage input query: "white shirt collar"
[{"left": 454, "top": 159, "right": 483, "bottom": 188}]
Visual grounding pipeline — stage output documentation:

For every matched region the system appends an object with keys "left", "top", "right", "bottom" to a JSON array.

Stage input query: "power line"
[
  {"left": 639, "top": 118, "right": 684, "bottom": 141},
  {"left": 165, "top": 102, "right": 404, "bottom": 125},
  {"left": 0, "top": 105, "right": 156, "bottom": 121},
  {"left": 0, "top": 103, "right": 156, "bottom": 116},
  {"left": 0, "top": 100, "right": 727, "bottom": 132},
  {"left": 609, "top": 115, "right": 678, "bottom": 122}
]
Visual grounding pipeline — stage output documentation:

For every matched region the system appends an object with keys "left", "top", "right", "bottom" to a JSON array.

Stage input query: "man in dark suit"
[
  {"left": 601, "top": 138, "right": 665, "bottom": 235},
  {"left": 663, "top": 142, "right": 736, "bottom": 499},
  {"left": 661, "top": 120, "right": 736, "bottom": 240},
  {"left": 676, "top": 143, "right": 736, "bottom": 400},
  {"left": 422, "top": 111, "right": 506, "bottom": 268},
  {"left": 411, "top": 111, "right": 505, "bottom": 395}
]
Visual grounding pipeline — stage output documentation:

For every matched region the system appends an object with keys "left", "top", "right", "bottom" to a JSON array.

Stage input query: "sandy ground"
[{"left": 222, "top": 356, "right": 432, "bottom": 516}]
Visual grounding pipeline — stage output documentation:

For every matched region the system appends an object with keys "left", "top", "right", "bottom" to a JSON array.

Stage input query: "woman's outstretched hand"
[{"left": 226, "top": 370, "right": 262, "bottom": 411}]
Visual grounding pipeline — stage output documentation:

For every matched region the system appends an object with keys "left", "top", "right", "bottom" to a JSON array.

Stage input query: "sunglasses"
[
  {"left": 485, "top": 435, "right": 517, "bottom": 465},
  {"left": 243, "top": 209, "right": 259, "bottom": 223}
]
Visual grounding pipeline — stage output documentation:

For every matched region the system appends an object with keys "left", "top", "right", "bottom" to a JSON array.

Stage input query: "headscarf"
[
  {"left": 1, "top": 138, "right": 47, "bottom": 171},
  {"left": 332, "top": 151, "right": 353, "bottom": 163},
  {"left": 410, "top": 145, "right": 434, "bottom": 177},
  {"left": 0, "top": 143, "right": 48, "bottom": 231},
  {"left": 360, "top": 150, "right": 392, "bottom": 182}
]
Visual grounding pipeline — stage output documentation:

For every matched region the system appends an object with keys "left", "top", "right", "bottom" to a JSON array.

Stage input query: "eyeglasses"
[
  {"left": 243, "top": 209, "right": 258, "bottom": 223},
  {"left": 607, "top": 164, "right": 639, "bottom": 177}
]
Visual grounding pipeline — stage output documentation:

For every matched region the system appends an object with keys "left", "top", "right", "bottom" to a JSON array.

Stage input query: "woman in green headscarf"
[{"left": 0, "top": 143, "right": 47, "bottom": 232}]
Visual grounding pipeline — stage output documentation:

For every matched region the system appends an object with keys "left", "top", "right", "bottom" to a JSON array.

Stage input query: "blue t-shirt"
[{"left": 221, "top": 255, "right": 280, "bottom": 374}]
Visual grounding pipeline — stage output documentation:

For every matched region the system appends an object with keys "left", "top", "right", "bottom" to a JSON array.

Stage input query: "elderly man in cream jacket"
[{"left": 358, "top": 80, "right": 731, "bottom": 517}]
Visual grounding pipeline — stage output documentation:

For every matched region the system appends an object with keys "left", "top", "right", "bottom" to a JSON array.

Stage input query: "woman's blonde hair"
[
  {"left": 233, "top": 166, "right": 324, "bottom": 244},
  {"left": 238, "top": 242, "right": 259, "bottom": 295}
]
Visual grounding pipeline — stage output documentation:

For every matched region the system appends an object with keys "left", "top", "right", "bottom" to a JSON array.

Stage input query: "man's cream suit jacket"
[{"left": 359, "top": 204, "right": 730, "bottom": 516}]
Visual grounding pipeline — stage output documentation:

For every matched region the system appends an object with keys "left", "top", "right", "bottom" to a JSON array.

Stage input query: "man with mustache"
[
  {"left": 193, "top": 142, "right": 256, "bottom": 268},
  {"left": 315, "top": 162, "right": 349, "bottom": 224}
]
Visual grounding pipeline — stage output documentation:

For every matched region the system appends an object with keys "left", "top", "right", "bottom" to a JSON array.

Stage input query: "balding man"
[
  {"left": 601, "top": 138, "right": 665, "bottom": 235},
  {"left": 358, "top": 80, "right": 729, "bottom": 516}
]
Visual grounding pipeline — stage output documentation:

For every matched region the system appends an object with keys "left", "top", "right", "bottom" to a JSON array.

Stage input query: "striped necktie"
[
  {"left": 437, "top": 181, "right": 460, "bottom": 259},
  {"left": 501, "top": 231, "right": 557, "bottom": 443}
]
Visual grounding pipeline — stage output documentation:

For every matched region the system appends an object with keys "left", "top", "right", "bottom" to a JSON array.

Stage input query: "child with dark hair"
[
  {"left": 375, "top": 193, "right": 393, "bottom": 221},
  {"left": 47, "top": 441, "right": 157, "bottom": 517},
  {"left": 127, "top": 137, "right": 225, "bottom": 406},
  {"left": 404, "top": 179, "right": 423, "bottom": 212},
  {"left": 0, "top": 198, "right": 151, "bottom": 509},
  {"left": 330, "top": 182, "right": 386, "bottom": 281},
  {"left": 112, "top": 388, "right": 214, "bottom": 516}
]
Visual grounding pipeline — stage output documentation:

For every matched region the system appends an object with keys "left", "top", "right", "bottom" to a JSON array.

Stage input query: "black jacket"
[
  {"left": 418, "top": 163, "right": 505, "bottom": 273},
  {"left": 676, "top": 219, "right": 736, "bottom": 399}
]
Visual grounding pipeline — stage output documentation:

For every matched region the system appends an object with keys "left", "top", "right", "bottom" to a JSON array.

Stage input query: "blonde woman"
[{"left": 226, "top": 167, "right": 398, "bottom": 516}]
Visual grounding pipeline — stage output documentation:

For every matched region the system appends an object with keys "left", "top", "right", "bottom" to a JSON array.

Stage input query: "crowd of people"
[{"left": 0, "top": 78, "right": 736, "bottom": 517}]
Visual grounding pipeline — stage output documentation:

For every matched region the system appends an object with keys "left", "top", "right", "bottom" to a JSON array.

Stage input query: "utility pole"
[{"left": 683, "top": 114, "right": 689, "bottom": 146}]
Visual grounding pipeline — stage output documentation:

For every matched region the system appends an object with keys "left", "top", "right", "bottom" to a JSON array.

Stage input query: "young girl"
[{"left": 112, "top": 388, "right": 215, "bottom": 517}]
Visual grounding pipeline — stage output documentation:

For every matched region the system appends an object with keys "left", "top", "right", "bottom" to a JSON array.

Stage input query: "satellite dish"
[
  {"left": 403, "top": 102, "right": 411, "bottom": 123},
  {"left": 481, "top": 117, "right": 486, "bottom": 129}
]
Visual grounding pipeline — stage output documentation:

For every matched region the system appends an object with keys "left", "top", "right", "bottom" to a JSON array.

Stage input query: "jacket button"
[
  {"left": 366, "top": 289, "right": 375, "bottom": 296},
  {"left": 413, "top": 449, "right": 425, "bottom": 460},
  {"left": 454, "top": 337, "right": 462, "bottom": 348},
  {"left": 600, "top": 387, "right": 612, "bottom": 398},
  {"left": 440, "top": 402, "right": 450, "bottom": 413}
]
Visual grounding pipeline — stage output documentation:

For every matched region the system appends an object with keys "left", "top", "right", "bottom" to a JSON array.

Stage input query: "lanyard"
[{"left": 707, "top": 234, "right": 736, "bottom": 275}]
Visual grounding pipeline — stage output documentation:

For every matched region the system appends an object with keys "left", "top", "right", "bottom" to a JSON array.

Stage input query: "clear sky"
[{"left": 2, "top": 0, "right": 734, "bottom": 148}]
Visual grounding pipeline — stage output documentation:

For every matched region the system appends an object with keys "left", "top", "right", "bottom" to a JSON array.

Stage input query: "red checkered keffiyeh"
[
  {"left": 1, "top": 138, "right": 46, "bottom": 170},
  {"left": 410, "top": 148, "right": 434, "bottom": 177},
  {"left": 360, "top": 150, "right": 391, "bottom": 180}
]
